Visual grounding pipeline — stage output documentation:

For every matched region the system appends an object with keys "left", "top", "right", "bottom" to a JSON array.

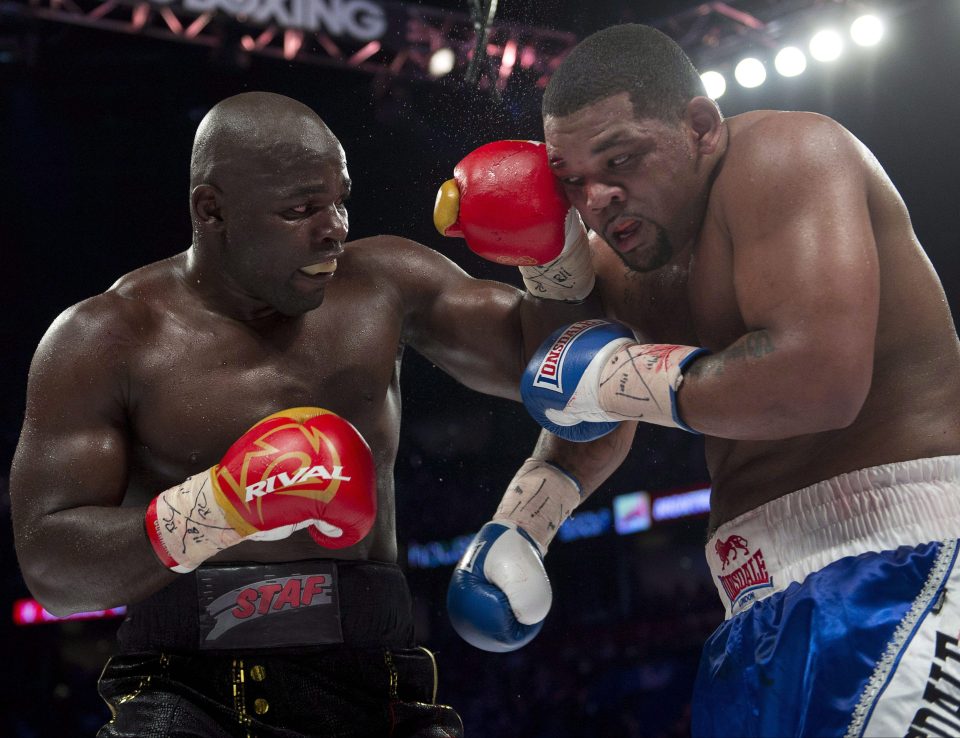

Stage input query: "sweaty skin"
[
  {"left": 541, "top": 93, "right": 960, "bottom": 530},
  {"left": 10, "top": 92, "right": 592, "bottom": 615}
]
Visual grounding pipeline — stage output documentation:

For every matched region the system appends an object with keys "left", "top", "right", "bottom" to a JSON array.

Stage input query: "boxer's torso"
[
  {"left": 594, "top": 110, "right": 960, "bottom": 529},
  {"left": 107, "top": 237, "right": 416, "bottom": 564}
]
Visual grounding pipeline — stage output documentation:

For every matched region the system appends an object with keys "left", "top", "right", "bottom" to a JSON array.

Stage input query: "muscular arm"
[
  {"left": 397, "top": 237, "right": 600, "bottom": 399},
  {"left": 10, "top": 300, "right": 176, "bottom": 615},
  {"left": 498, "top": 117, "right": 880, "bottom": 505},
  {"left": 676, "top": 115, "right": 879, "bottom": 440},
  {"left": 530, "top": 421, "right": 638, "bottom": 498}
]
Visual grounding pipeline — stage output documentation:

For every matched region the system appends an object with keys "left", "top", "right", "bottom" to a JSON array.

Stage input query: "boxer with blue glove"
[
  {"left": 448, "top": 320, "right": 707, "bottom": 651},
  {"left": 522, "top": 319, "right": 708, "bottom": 442},
  {"left": 447, "top": 458, "right": 583, "bottom": 652}
]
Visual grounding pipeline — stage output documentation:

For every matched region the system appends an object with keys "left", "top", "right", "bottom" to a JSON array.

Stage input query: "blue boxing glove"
[
  {"left": 447, "top": 521, "right": 551, "bottom": 653},
  {"left": 522, "top": 319, "right": 708, "bottom": 438},
  {"left": 521, "top": 319, "right": 636, "bottom": 442}
]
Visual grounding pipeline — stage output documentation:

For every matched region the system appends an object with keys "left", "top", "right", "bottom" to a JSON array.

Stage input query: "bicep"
[
  {"left": 729, "top": 123, "right": 879, "bottom": 369},
  {"left": 10, "top": 317, "right": 131, "bottom": 547}
]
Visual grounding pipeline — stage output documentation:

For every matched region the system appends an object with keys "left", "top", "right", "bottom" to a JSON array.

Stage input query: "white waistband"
[{"left": 705, "top": 456, "right": 960, "bottom": 618}]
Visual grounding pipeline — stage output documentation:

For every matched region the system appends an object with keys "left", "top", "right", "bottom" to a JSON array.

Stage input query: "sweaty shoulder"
[
  {"left": 41, "top": 255, "right": 183, "bottom": 363},
  {"left": 338, "top": 234, "right": 471, "bottom": 308},
  {"left": 715, "top": 111, "right": 868, "bottom": 213},
  {"left": 724, "top": 109, "right": 859, "bottom": 159}
]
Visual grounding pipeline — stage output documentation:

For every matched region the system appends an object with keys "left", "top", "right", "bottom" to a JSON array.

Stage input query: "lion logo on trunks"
[{"left": 715, "top": 534, "right": 750, "bottom": 570}]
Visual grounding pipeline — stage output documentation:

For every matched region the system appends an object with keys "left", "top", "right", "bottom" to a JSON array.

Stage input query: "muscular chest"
[{"left": 127, "top": 295, "right": 402, "bottom": 485}]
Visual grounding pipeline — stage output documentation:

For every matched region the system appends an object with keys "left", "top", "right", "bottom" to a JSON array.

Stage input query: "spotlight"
[
  {"left": 850, "top": 14, "right": 884, "bottom": 47},
  {"left": 774, "top": 46, "right": 807, "bottom": 77},
  {"left": 429, "top": 47, "right": 456, "bottom": 77},
  {"left": 700, "top": 70, "right": 727, "bottom": 100},
  {"left": 809, "top": 29, "right": 843, "bottom": 62},
  {"left": 734, "top": 58, "right": 766, "bottom": 89}
]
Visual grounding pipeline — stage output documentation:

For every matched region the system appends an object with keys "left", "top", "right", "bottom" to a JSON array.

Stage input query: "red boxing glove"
[
  {"left": 145, "top": 407, "right": 377, "bottom": 573},
  {"left": 434, "top": 140, "right": 569, "bottom": 266}
]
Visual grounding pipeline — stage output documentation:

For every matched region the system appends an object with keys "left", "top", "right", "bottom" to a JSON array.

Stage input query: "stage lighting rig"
[
  {"left": 657, "top": 0, "right": 930, "bottom": 98},
  {"left": 2, "top": 0, "right": 576, "bottom": 89}
]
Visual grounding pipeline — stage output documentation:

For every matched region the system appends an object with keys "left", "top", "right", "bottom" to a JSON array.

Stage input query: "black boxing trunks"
[{"left": 96, "top": 560, "right": 463, "bottom": 738}]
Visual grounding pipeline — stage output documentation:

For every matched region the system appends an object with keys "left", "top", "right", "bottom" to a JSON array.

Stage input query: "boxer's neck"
[{"left": 179, "top": 246, "right": 297, "bottom": 327}]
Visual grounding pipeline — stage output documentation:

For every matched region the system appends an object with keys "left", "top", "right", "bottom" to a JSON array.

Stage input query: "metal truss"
[
  {"left": 2, "top": 0, "right": 931, "bottom": 84},
  {"left": 1, "top": 0, "right": 577, "bottom": 85}
]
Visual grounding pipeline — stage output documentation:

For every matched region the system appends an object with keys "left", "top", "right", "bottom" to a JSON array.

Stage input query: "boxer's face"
[
  {"left": 220, "top": 137, "right": 350, "bottom": 316},
  {"left": 545, "top": 92, "right": 707, "bottom": 272}
]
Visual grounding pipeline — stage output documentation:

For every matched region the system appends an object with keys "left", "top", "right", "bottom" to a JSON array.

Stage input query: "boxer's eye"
[
  {"left": 609, "top": 153, "right": 632, "bottom": 168},
  {"left": 561, "top": 176, "right": 584, "bottom": 187},
  {"left": 282, "top": 204, "right": 317, "bottom": 220}
]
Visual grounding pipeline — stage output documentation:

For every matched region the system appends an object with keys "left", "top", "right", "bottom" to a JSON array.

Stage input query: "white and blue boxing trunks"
[{"left": 693, "top": 456, "right": 960, "bottom": 738}]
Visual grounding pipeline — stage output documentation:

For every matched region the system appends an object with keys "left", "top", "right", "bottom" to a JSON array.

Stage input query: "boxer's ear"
[
  {"left": 191, "top": 184, "right": 224, "bottom": 230},
  {"left": 685, "top": 96, "right": 724, "bottom": 156}
]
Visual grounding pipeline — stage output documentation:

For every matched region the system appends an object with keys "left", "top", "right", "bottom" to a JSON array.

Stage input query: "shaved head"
[
  {"left": 190, "top": 91, "right": 341, "bottom": 193},
  {"left": 186, "top": 92, "right": 351, "bottom": 316}
]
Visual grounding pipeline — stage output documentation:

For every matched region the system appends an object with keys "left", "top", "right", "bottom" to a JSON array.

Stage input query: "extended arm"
[{"left": 402, "top": 248, "right": 600, "bottom": 400}]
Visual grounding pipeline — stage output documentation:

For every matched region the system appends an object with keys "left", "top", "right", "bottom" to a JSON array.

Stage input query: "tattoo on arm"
[{"left": 686, "top": 330, "right": 775, "bottom": 379}]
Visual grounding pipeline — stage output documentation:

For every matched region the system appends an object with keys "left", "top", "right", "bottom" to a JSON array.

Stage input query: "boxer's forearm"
[
  {"left": 530, "top": 420, "right": 637, "bottom": 499},
  {"left": 17, "top": 505, "right": 176, "bottom": 616},
  {"left": 448, "top": 415, "right": 636, "bottom": 652},
  {"left": 517, "top": 288, "right": 603, "bottom": 364},
  {"left": 676, "top": 329, "right": 870, "bottom": 440}
]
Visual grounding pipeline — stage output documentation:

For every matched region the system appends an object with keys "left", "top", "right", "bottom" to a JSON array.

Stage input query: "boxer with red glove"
[
  {"left": 145, "top": 406, "right": 376, "bottom": 573},
  {"left": 434, "top": 140, "right": 595, "bottom": 302}
]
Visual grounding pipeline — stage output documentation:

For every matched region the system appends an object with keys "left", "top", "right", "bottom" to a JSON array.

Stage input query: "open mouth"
[
  {"left": 608, "top": 218, "right": 644, "bottom": 252},
  {"left": 299, "top": 259, "right": 337, "bottom": 276}
]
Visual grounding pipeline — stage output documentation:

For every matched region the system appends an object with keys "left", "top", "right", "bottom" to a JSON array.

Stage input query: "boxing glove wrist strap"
[
  {"left": 519, "top": 211, "right": 596, "bottom": 302},
  {"left": 597, "top": 343, "right": 708, "bottom": 433},
  {"left": 145, "top": 470, "right": 241, "bottom": 574},
  {"left": 492, "top": 459, "right": 583, "bottom": 552}
]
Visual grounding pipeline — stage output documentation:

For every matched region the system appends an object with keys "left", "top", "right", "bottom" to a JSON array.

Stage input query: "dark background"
[{"left": 1, "top": 0, "right": 959, "bottom": 735}]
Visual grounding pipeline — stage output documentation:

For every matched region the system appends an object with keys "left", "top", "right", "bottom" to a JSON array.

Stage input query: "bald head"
[
  {"left": 186, "top": 92, "right": 351, "bottom": 317},
  {"left": 190, "top": 92, "right": 340, "bottom": 192}
]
